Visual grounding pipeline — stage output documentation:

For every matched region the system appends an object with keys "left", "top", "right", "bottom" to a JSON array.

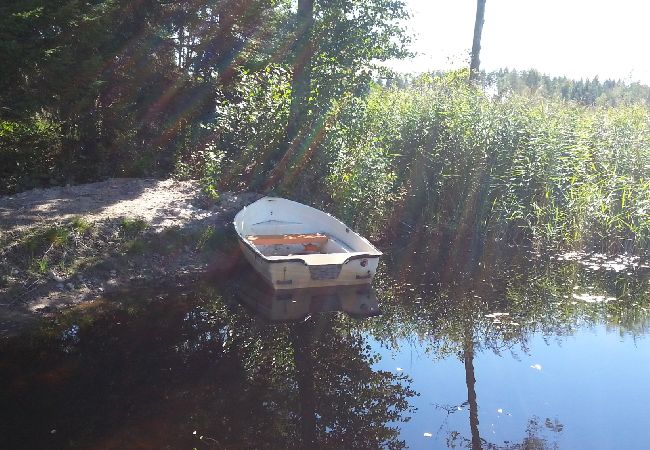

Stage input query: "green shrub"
[{"left": 0, "top": 117, "right": 62, "bottom": 194}]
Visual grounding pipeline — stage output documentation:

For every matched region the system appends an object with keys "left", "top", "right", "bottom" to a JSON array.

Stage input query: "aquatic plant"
[{"left": 325, "top": 72, "right": 650, "bottom": 255}]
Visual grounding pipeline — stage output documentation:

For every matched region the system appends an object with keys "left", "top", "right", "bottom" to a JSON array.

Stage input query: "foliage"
[
  {"left": 325, "top": 92, "right": 401, "bottom": 237},
  {"left": 485, "top": 68, "right": 650, "bottom": 107},
  {"left": 0, "top": 0, "right": 290, "bottom": 193},
  {"left": 310, "top": 0, "right": 411, "bottom": 111},
  {"left": 0, "top": 117, "right": 61, "bottom": 193},
  {"left": 1, "top": 0, "right": 648, "bottom": 258},
  {"left": 210, "top": 66, "right": 293, "bottom": 191},
  {"left": 0, "top": 0, "right": 410, "bottom": 195},
  {"left": 325, "top": 72, "right": 650, "bottom": 254}
]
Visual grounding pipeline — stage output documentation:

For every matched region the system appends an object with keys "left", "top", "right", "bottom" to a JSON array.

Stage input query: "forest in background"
[
  {"left": 1, "top": 0, "right": 649, "bottom": 256},
  {"left": 384, "top": 68, "right": 650, "bottom": 107}
]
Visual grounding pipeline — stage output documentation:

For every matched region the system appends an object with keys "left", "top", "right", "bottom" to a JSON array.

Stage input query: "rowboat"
[{"left": 233, "top": 197, "right": 382, "bottom": 289}]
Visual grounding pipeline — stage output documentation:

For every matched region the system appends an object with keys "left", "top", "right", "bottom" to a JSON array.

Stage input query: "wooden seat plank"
[{"left": 246, "top": 233, "right": 328, "bottom": 246}]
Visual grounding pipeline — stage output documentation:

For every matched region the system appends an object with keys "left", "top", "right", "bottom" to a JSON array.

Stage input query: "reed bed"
[{"left": 325, "top": 72, "right": 650, "bottom": 255}]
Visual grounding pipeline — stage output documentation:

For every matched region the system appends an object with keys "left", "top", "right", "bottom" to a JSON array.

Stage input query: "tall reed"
[{"left": 325, "top": 71, "right": 650, "bottom": 255}]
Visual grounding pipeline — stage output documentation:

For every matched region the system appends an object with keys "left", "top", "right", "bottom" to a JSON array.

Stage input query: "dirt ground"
[
  {"left": 0, "top": 178, "right": 261, "bottom": 337},
  {"left": 1, "top": 178, "right": 240, "bottom": 233}
]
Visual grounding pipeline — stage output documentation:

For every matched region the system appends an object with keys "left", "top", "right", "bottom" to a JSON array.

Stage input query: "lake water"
[{"left": 1, "top": 250, "right": 649, "bottom": 449}]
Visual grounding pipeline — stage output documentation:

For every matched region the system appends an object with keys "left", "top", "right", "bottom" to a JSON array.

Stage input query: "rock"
[
  {"left": 49, "top": 271, "right": 65, "bottom": 282},
  {"left": 66, "top": 283, "right": 75, "bottom": 290}
]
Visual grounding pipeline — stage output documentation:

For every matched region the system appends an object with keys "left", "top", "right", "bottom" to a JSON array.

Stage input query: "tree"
[
  {"left": 265, "top": 0, "right": 410, "bottom": 193},
  {"left": 469, "top": 0, "right": 487, "bottom": 81},
  {"left": 264, "top": 0, "right": 315, "bottom": 190},
  {"left": 0, "top": 0, "right": 287, "bottom": 192},
  {"left": 1, "top": 0, "right": 410, "bottom": 194}
]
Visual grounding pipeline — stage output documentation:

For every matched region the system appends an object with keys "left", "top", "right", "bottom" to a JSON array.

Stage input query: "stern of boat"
[{"left": 265, "top": 255, "right": 380, "bottom": 289}]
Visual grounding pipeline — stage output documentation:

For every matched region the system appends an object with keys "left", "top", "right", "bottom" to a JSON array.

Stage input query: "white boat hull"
[
  {"left": 233, "top": 197, "right": 382, "bottom": 289},
  {"left": 238, "top": 241, "right": 380, "bottom": 289}
]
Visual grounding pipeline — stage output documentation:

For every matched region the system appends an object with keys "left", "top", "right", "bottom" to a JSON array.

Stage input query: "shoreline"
[{"left": 0, "top": 178, "right": 260, "bottom": 337}]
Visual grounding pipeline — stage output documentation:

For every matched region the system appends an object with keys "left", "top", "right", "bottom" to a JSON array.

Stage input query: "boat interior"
[{"left": 245, "top": 232, "right": 354, "bottom": 257}]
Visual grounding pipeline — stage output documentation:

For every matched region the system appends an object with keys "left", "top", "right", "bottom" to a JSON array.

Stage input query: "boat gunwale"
[{"left": 232, "top": 197, "right": 382, "bottom": 265}]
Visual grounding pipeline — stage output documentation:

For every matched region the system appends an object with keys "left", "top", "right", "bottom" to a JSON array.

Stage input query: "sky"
[{"left": 386, "top": 0, "right": 650, "bottom": 84}]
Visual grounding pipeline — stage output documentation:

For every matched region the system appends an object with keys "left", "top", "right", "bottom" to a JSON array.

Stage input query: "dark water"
[{"left": 1, "top": 250, "right": 650, "bottom": 449}]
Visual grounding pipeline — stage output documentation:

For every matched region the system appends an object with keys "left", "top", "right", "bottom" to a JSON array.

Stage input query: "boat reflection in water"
[
  {"left": 231, "top": 270, "right": 386, "bottom": 448},
  {"left": 235, "top": 271, "right": 381, "bottom": 321}
]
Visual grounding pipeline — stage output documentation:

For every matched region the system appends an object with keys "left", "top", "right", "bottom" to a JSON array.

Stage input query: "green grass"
[
  {"left": 71, "top": 216, "right": 92, "bottom": 234},
  {"left": 23, "top": 224, "right": 71, "bottom": 254},
  {"left": 120, "top": 218, "right": 148, "bottom": 237},
  {"left": 29, "top": 257, "right": 49, "bottom": 274},
  {"left": 44, "top": 226, "right": 70, "bottom": 247},
  {"left": 195, "top": 226, "right": 226, "bottom": 252}
]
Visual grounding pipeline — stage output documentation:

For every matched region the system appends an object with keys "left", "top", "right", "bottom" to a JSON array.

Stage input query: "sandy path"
[{"left": 0, "top": 178, "right": 219, "bottom": 234}]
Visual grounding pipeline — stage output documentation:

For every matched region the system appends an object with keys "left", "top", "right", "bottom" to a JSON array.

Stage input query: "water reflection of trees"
[
  {"left": 447, "top": 416, "right": 564, "bottom": 450},
  {"left": 2, "top": 250, "right": 646, "bottom": 449},
  {"left": 290, "top": 317, "right": 416, "bottom": 449},
  {"left": 363, "top": 248, "right": 649, "bottom": 448},
  {"left": 370, "top": 248, "right": 650, "bottom": 352},
  {"left": 0, "top": 285, "right": 415, "bottom": 449}
]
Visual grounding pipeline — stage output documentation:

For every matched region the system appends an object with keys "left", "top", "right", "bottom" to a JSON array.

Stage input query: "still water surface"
[{"left": 1, "top": 250, "right": 649, "bottom": 449}]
